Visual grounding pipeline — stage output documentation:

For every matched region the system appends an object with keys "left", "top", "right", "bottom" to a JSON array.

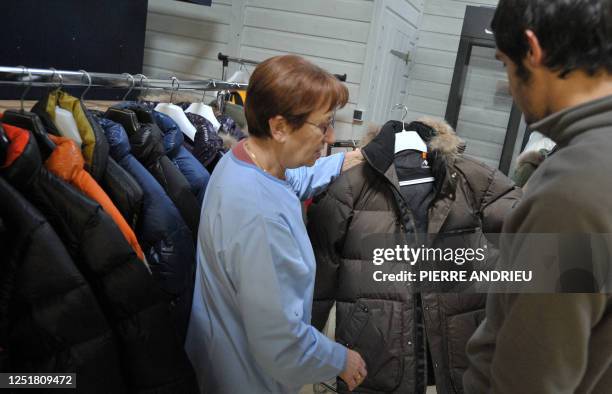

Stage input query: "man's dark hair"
[{"left": 492, "top": 0, "right": 612, "bottom": 81}]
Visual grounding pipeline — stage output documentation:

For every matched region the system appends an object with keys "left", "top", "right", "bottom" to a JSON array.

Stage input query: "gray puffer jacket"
[{"left": 308, "top": 118, "right": 521, "bottom": 394}]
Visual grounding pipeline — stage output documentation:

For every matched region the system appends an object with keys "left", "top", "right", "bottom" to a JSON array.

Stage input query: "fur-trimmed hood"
[
  {"left": 360, "top": 117, "right": 466, "bottom": 198},
  {"left": 361, "top": 117, "right": 464, "bottom": 173},
  {"left": 417, "top": 116, "right": 465, "bottom": 157},
  {"left": 360, "top": 117, "right": 464, "bottom": 159}
]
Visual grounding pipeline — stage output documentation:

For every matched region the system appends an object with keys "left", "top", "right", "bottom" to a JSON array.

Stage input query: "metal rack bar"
[
  {"left": 0, "top": 66, "right": 248, "bottom": 92},
  {"left": 216, "top": 52, "right": 347, "bottom": 82}
]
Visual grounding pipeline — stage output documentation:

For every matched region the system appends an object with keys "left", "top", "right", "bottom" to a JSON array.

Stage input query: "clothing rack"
[
  {"left": 217, "top": 52, "right": 348, "bottom": 82},
  {"left": 0, "top": 66, "right": 248, "bottom": 92},
  {"left": 218, "top": 52, "right": 259, "bottom": 80}
]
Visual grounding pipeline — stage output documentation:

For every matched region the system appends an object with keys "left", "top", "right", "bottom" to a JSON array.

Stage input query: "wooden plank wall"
[
  {"left": 143, "top": 0, "right": 376, "bottom": 140},
  {"left": 144, "top": 0, "right": 231, "bottom": 81},
  {"left": 239, "top": 0, "right": 373, "bottom": 139}
]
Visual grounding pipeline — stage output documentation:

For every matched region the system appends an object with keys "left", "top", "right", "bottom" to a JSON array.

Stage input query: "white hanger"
[
  {"left": 391, "top": 104, "right": 433, "bottom": 186},
  {"left": 155, "top": 77, "right": 198, "bottom": 141},
  {"left": 185, "top": 100, "right": 221, "bottom": 132},
  {"left": 392, "top": 104, "right": 427, "bottom": 154},
  {"left": 227, "top": 62, "right": 250, "bottom": 84},
  {"left": 184, "top": 80, "right": 222, "bottom": 132},
  {"left": 55, "top": 106, "right": 83, "bottom": 147}
]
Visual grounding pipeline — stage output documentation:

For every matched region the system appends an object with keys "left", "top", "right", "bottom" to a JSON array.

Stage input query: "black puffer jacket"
[
  {"left": 103, "top": 157, "right": 144, "bottom": 230},
  {"left": 105, "top": 105, "right": 200, "bottom": 237},
  {"left": 0, "top": 124, "right": 198, "bottom": 394},
  {"left": 308, "top": 118, "right": 521, "bottom": 394},
  {"left": 84, "top": 105, "right": 144, "bottom": 229},
  {"left": 0, "top": 176, "right": 126, "bottom": 393}
]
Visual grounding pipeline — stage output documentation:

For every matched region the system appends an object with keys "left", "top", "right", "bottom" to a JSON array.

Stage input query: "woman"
[{"left": 185, "top": 55, "right": 367, "bottom": 393}]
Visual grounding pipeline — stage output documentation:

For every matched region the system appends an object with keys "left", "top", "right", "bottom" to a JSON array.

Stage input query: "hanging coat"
[
  {"left": 31, "top": 90, "right": 107, "bottom": 180},
  {"left": 103, "top": 156, "right": 144, "bottom": 230},
  {"left": 0, "top": 171, "right": 127, "bottom": 394},
  {"left": 152, "top": 109, "right": 210, "bottom": 205},
  {"left": 43, "top": 134, "right": 145, "bottom": 261},
  {"left": 97, "top": 116, "right": 197, "bottom": 342},
  {"left": 0, "top": 124, "right": 198, "bottom": 394},
  {"left": 308, "top": 118, "right": 521, "bottom": 394},
  {"left": 32, "top": 92, "right": 144, "bottom": 228},
  {"left": 105, "top": 105, "right": 201, "bottom": 238},
  {"left": 185, "top": 112, "right": 226, "bottom": 171}
]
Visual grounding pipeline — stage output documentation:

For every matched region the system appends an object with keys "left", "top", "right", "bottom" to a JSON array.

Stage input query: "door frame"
[{"left": 444, "top": 5, "right": 525, "bottom": 175}]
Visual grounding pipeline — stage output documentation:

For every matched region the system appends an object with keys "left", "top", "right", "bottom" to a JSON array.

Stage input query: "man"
[{"left": 464, "top": 1, "right": 612, "bottom": 393}]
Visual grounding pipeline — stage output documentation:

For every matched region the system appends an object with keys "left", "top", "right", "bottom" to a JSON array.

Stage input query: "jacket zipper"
[
  {"left": 363, "top": 155, "right": 428, "bottom": 391},
  {"left": 380, "top": 173, "right": 420, "bottom": 241}
]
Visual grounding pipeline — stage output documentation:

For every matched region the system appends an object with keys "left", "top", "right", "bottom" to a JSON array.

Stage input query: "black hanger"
[
  {"left": 2, "top": 67, "right": 56, "bottom": 160},
  {"left": 112, "top": 102, "right": 155, "bottom": 124},
  {"left": 2, "top": 111, "right": 56, "bottom": 160},
  {"left": 105, "top": 107, "right": 141, "bottom": 136},
  {"left": 0, "top": 123, "right": 10, "bottom": 165}
]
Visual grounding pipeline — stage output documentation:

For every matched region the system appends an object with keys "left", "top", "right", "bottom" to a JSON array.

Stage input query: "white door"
[{"left": 369, "top": 0, "right": 420, "bottom": 124}]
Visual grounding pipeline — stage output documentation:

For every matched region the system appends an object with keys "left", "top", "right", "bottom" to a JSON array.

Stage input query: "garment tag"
[{"left": 421, "top": 151, "right": 430, "bottom": 168}]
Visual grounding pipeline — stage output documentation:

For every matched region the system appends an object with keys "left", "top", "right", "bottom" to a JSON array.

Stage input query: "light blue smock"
[{"left": 185, "top": 150, "right": 348, "bottom": 393}]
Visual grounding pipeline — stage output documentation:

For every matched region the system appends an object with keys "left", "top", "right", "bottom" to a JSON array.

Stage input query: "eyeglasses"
[{"left": 304, "top": 113, "right": 336, "bottom": 136}]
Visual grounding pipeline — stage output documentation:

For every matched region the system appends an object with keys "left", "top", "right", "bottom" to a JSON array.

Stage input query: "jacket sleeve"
[
  {"left": 477, "top": 167, "right": 522, "bottom": 234},
  {"left": 172, "top": 146, "right": 210, "bottom": 205},
  {"left": 307, "top": 179, "right": 354, "bottom": 331},
  {"left": 489, "top": 293, "right": 608, "bottom": 394},
  {"left": 231, "top": 215, "right": 347, "bottom": 387},
  {"left": 285, "top": 153, "right": 345, "bottom": 201},
  {"left": 474, "top": 189, "right": 610, "bottom": 393}
]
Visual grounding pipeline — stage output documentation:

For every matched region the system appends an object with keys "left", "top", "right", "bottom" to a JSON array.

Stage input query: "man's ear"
[
  {"left": 525, "top": 29, "right": 544, "bottom": 67},
  {"left": 268, "top": 116, "right": 290, "bottom": 142}
]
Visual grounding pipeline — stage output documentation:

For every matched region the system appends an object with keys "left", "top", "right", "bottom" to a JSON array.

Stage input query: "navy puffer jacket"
[
  {"left": 105, "top": 105, "right": 200, "bottom": 238},
  {"left": 98, "top": 117, "right": 196, "bottom": 342},
  {"left": 152, "top": 110, "right": 210, "bottom": 205}
]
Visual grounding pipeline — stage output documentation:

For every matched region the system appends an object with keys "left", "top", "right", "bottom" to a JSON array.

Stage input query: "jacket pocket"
[
  {"left": 336, "top": 299, "right": 407, "bottom": 392},
  {"left": 435, "top": 226, "right": 483, "bottom": 254},
  {"left": 445, "top": 308, "right": 486, "bottom": 394}
]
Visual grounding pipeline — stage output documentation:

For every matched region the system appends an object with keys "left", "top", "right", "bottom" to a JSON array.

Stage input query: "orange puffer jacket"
[{"left": 45, "top": 134, "right": 145, "bottom": 261}]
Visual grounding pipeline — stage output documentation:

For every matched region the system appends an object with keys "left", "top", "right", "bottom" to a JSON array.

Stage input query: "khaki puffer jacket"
[{"left": 308, "top": 118, "right": 521, "bottom": 394}]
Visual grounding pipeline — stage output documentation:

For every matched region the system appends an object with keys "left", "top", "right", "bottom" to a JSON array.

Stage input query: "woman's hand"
[
  {"left": 339, "top": 349, "right": 367, "bottom": 391},
  {"left": 341, "top": 149, "right": 365, "bottom": 173}
]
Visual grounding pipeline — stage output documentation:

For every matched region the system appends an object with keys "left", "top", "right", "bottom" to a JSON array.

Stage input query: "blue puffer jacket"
[
  {"left": 152, "top": 110, "right": 210, "bottom": 205},
  {"left": 97, "top": 117, "right": 196, "bottom": 342}
]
